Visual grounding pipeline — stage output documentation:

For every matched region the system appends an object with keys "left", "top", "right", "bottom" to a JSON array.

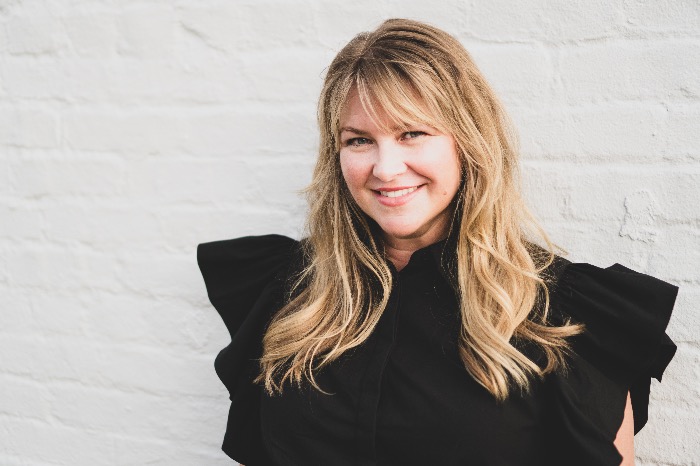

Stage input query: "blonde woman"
[{"left": 197, "top": 19, "right": 678, "bottom": 466}]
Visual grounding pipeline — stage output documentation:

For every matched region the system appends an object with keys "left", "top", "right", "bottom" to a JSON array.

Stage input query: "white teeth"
[{"left": 378, "top": 186, "right": 418, "bottom": 198}]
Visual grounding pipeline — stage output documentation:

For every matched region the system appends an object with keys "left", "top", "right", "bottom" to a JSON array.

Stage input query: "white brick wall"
[{"left": 1, "top": 1, "right": 697, "bottom": 465}]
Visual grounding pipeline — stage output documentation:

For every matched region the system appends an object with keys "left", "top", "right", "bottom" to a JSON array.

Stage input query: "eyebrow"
[
  {"left": 339, "top": 126, "right": 371, "bottom": 136},
  {"left": 339, "top": 125, "right": 412, "bottom": 135}
]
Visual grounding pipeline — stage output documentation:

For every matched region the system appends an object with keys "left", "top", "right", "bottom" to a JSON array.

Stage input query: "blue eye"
[
  {"left": 346, "top": 137, "right": 371, "bottom": 147},
  {"left": 403, "top": 131, "right": 426, "bottom": 140}
]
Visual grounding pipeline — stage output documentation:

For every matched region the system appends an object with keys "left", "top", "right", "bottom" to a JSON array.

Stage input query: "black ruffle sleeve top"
[{"left": 196, "top": 234, "right": 679, "bottom": 466}]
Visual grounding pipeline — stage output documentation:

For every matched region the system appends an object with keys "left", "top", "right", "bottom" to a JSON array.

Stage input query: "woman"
[{"left": 197, "top": 19, "right": 678, "bottom": 466}]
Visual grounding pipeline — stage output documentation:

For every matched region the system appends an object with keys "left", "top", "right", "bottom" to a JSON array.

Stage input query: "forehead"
[
  {"left": 339, "top": 90, "right": 387, "bottom": 130},
  {"left": 338, "top": 85, "right": 431, "bottom": 133}
]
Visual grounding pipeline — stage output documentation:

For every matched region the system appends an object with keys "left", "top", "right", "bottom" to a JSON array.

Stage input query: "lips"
[
  {"left": 372, "top": 184, "right": 424, "bottom": 206},
  {"left": 378, "top": 186, "right": 418, "bottom": 198}
]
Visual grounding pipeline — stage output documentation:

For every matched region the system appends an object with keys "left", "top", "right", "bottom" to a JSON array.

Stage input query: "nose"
[{"left": 372, "top": 141, "right": 407, "bottom": 182}]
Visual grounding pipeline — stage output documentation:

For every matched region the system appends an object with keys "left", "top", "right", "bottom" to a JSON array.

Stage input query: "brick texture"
[{"left": 1, "top": 1, "right": 698, "bottom": 464}]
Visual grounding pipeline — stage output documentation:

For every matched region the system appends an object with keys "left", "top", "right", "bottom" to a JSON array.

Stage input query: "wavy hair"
[{"left": 256, "top": 18, "right": 582, "bottom": 400}]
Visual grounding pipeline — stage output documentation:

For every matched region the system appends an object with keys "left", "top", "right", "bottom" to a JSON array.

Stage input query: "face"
[{"left": 338, "top": 90, "right": 462, "bottom": 246}]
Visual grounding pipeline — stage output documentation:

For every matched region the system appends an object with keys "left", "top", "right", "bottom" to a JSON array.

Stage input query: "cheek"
[
  {"left": 446, "top": 157, "right": 462, "bottom": 195},
  {"left": 440, "top": 142, "right": 462, "bottom": 195},
  {"left": 422, "top": 140, "right": 462, "bottom": 196},
  {"left": 339, "top": 153, "right": 370, "bottom": 194}
]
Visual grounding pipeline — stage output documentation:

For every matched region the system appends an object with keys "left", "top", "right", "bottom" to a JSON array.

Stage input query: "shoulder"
[
  {"left": 545, "top": 253, "right": 679, "bottom": 431},
  {"left": 545, "top": 253, "right": 679, "bottom": 386},
  {"left": 550, "top": 257, "right": 679, "bottom": 376},
  {"left": 197, "top": 234, "right": 300, "bottom": 282},
  {"left": 533, "top": 245, "right": 679, "bottom": 354},
  {"left": 197, "top": 234, "right": 304, "bottom": 338}
]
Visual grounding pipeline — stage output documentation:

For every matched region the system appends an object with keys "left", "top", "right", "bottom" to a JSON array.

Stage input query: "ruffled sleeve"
[
  {"left": 545, "top": 258, "right": 679, "bottom": 465},
  {"left": 197, "top": 234, "right": 300, "bottom": 465}
]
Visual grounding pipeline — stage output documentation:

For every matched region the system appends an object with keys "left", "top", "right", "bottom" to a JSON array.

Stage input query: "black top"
[{"left": 197, "top": 234, "right": 679, "bottom": 466}]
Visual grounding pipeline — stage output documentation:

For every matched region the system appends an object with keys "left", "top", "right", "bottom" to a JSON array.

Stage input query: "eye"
[
  {"left": 401, "top": 131, "right": 427, "bottom": 140},
  {"left": 345, "top": 137, "right": 372, "bottom": 147}
]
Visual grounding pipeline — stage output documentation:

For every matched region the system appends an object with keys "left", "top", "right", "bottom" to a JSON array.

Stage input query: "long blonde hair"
[{"left": 256, "top": 18, "right": 582, "bottom": 400}]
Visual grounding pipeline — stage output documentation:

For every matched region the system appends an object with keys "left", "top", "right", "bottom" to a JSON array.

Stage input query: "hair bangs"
[{"left": 353, "top": 61, "right": 447, "bottom": 135}]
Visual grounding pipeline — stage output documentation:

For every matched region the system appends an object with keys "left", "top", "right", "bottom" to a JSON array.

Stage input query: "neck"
[{"left": 383, "top": 228, "right": 448, "bottom": 272}]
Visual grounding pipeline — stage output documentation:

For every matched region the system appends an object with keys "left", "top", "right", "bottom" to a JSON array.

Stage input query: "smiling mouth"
[{"left": 377, "top": 186, "right": 420, "bottom": 198}]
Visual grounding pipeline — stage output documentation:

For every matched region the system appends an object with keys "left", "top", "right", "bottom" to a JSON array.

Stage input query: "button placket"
[{"left": 354, "top": 271, "right": 402, "bottom": 466}]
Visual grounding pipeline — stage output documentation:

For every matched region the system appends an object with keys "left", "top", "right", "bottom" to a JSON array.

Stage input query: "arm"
[{"left": 614, "top": 391, "right": 635, "bottom": 466}]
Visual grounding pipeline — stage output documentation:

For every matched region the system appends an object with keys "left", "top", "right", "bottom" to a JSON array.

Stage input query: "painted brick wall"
[{"left": 1, "top": 1, "right": 698, "bottom": 465}]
